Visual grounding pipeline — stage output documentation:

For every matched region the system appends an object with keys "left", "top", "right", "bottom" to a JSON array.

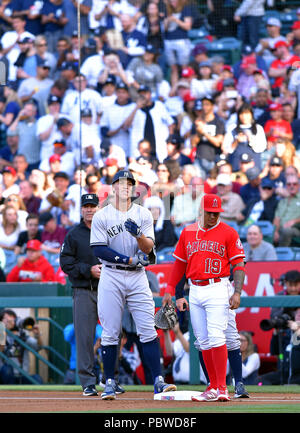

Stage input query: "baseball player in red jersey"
[{"left": 163, "top": 193, "right": 246, "bottom": 402}]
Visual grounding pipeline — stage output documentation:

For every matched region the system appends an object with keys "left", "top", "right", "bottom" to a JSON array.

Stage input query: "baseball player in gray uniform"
[{"left": 90, "top": 169, "right": 176, "bottom": 400}]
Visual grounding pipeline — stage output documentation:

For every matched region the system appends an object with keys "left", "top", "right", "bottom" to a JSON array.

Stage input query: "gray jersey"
[{"left": 90, "top": 203, "right": 155, "bottom": 264}]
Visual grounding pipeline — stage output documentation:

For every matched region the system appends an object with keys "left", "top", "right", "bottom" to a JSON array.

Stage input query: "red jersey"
[
  {"left": 173, "top": 221, "right": 245, "bottom": 280},
  {"left": 6, "top": 255, "right": 55, "bottom": 282},
  {"left": 264, "top": 119, "right": 292, "bottom": 143},
  {"left": 270, "top": 55, "right": 300, "bottom": 88}
]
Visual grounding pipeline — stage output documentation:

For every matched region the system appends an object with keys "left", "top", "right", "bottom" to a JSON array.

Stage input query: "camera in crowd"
[
  {"left": 14, "top": 317, "right": 35, "bottom": 331},
  {"left": 260, "top": 313, "right": 292, "bottom": 331}
]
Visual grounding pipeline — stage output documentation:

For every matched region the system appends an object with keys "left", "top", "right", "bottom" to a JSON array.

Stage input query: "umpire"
[{"left": 60, "top": 193, "right": 101, "bottom": 396}]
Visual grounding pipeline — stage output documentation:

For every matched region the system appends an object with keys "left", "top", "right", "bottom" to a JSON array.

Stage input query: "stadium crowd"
[{"left": 0, "top": 0, "right": 298, "bottom": 280}]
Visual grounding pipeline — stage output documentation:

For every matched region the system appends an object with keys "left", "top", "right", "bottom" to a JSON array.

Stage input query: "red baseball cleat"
[
  {"left": 217, "top": 387, "right": 230, "bottom": 401},
  {"left": 192, "top": 387, "right": 218, "bottom": 402}
]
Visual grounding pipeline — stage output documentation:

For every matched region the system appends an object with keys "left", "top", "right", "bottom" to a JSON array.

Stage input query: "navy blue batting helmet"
[{"left": 112, "top": 170, "right": 136, "bottom": 185}]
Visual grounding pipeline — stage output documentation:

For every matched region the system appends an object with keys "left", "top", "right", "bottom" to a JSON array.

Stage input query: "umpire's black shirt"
[{"left": 60, "top": 220, "right": 100, "bottom": 290}]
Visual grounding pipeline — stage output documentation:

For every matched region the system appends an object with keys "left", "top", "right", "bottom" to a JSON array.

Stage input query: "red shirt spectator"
[
  {"left": 264, "top": 103, "right": 293, "bottom": 144},
  {"left": 269, "top": 40, "right": 300, "bottom": 89},
  {"left": 7, "top": 240, "right": 55, "bottom": 282}
]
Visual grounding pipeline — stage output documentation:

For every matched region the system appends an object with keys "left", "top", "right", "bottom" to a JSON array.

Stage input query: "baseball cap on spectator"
[
  {"left": 215, "top": 154, "right": 227, "bottom": 167},
  {"left": 26, "top": 239, "right": 42, "bottom": 251},
  {"left": 72, "top": 30, "right": 78, "bottom": 37},
  {"left": 201, "top": 194, "right": 224, "bottom": 212},
  {"left": 270, "top": 156, "right": 283, "bottom": 166},
  {"left": 19, "top": 36, "right": 34, "bottom": 44},
  {"left": 37, "top": 57, "right": 51, "bottom": 68},
  {"left": 246, "top": 166, "right": 260, "bottom": 181},
  {"left": 191, "top": 43, "right": 207, "bottom": 57},
  {"left": 201, "top": 95, "right": 214, "bottom": 103},
  {"left": 49, "top": 154, "right": 61, "bottom": 164},
  {"left": 269, "top": 102, "right": 283, "bottom": 111},
  {"left": 183, "top": 91, "right": 195, "bottom": 103},
  {"left": 222, "top": 65, "right": 233, "bottom": 72},
  {"left": 240, "top": 152, "right": 254, "bottom": 164},
  {"left": 104, "top": 75, "right": 116, "bottom": 86},
  {"left": 242, "top": 45, "right": 254, "bottom": 56},
  {"left": 81, "top": 193, "right": 99, "bottom": 206},
  {"left": 194, "top": 99, "right": 202, "bottom": 111},
  {"left": 138, "top": 85, "right": 151, "bottom": 93},
  {"left": 84, "top": 38, "right": 97, "bottom": 48},
  {"left": 166, "top": 134, "right": 183, "bottom": 146},
  {"left": 199, "top": 60, "right": 212, "bottom": 68},
  {"left": 176, "top": 80, "right": 189, "bottom": 89},
  {"left": 39, "top": 212, "right": 54, "bottom": 225},
  {"left": 261, "top": 177, "right": 274, "bottom": 189},
  {"left": 81, "top": 108, "right": 92, "bottom": 117},
  {"left": 274, "top": 40, "right": 289, "bottom": 49},
  {"left": 216, "top": 173, "right": 232, "bottom": 186},
  {"left": 267, "top": 17, "right": 281, "bottom": 27},
  {"left": 47, "top": 94, "right": 61, "bottom": 105},
  {"left": 105, "top": 157, "right": 118, "bottom": 166},
  {"left": 116, "top": 82, "right": 129, "bottom": 91},
  {"left": 53, "top": 139, "right": 66, "bottom": 147},
  {"left": 145, "top": 44, "right": 157, "bottom": 54},
  {"left": 59, "top": 61, "right": 78, "bottom": 72},
  {"left": 292, "top": 21, "right": 300, "bottom": 30},
  {"left": 53, "top": 171, "right": 69, "bottom": 180},
  {"left": 181, "top": 66, "right": 195, "bottom": 78},
  {"left": 223, "top": 78, "right": 236, "bottom": 87},
  {"left": 2, "top": 166, "right": 16, "bottom": 176}
]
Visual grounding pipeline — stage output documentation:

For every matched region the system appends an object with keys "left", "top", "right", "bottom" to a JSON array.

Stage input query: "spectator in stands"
[
  {"left": 264, "top": 102, "right": 293, "bottom": 147},
  {"left": 255, "top": 17, "right": 286, "bottom": 69},
  {"left": 261, "top": 155, "right": 286, "bottom": 193},
  {"left": 273, "top": 174, "right": 300, "bottom": 247},
  {"left": 40, "top": 138, "right": 76, "bottom": 179},
  {"left": 0, "top": 128, "right": 20, "bottom": 169},
  {"left": 12, "top": 154, "right": 29, "bottom": 183},
  {"left": 144, "top": 195, "right": 177, "bottom": 251},
  {"left": 61, "top": 72, "right": 103, "bottom": 125},
  {"left": 190, "top": 61, "right": 216, "bottom": 100},
  {"left": 190, "top": 96, "right": 225, "bottom": 176},
  {"left": 36, "top": 94, "right": 62, "bottom": 163},
  {"left": 136, "top": 0, "right": 165, "bottom": 55},
  {"left": 251, "top": 88, "right": 272, "bottom": 127},
  {"left": 39, "top": 211, "right": 67, "bottom": 269},
  {"left": 233, "top": 152, "right": 255, "bottom": 186},
  {"left": 286, "top": 20, "right": 300, "bottom": 52},
  {"left": 282, "top": 102, "right": 300, "bottom": 150},
  {"left": 14, "top": 213, "right": 42, "bottom": 256},
  {"left": 130, "top": 84, "right": 175, "bottom": 163},
  {"left": 97, "top": 50, "right": 128, "bottom": 90},
  {"left": 7, "top": 239, "right": 55, "bottom": 282},
  {"left": 1, "top": 165, "right": 19, "bottom": 198},
  {"left": 126, "top": 43, "right": 164, "bottom": 100},
  {"left": 137, "top": 138, "right": 159, "bottom": 169},
  {"left": 164, "top": 133, "right": 192, "bottom": 167},
  {"left": 258, "top": 271, "right": 300, "bottom": 385},
  {"left": 151, "top": 161, "right": 179, "bottom": 216},
  {"left": 19, "top": 180, "right": 41, "bottom": 215},
  {"left": 0, "top": 205, "right": 21, "bottom": 273},
  {"left": 237, "top": 331, "right": 260, "bottom": 385},
  {"left": 234, "top": 0, "right": 265, "bottom": 51},
  {"left": 34, "top": 35, "right": 56, "bottom": 78},
  {"left": 17, "top": 56, "right": 54, "bottom": 104},
  {"left": 39, "top": 170, "right": 70, "bottom": 222},
  {"left": 243, "top": 224, "right": 277, "bottom": 262},
  {"left": 28, "top": 168, "right": 51, "bottom": 199},
  {"left": 14, "top": 36, "right": 37, "bottom": 83},
  {"left": 240, "top": 166, "right": 261, "bottom": 204},
  {"left": 170, "top": 165, "right": 203, "bottom": 227},
  {"left": 0, "top": 308, "right": 43, "bottom": 384},
  {"left": 241, "top": 177, "right": 278, "bottom": 226},
  {"left": 177, "top": 90, "right": 195, "bottom": 150},
  {"left": 263, "top": 138, "right": 300, "bottom": 178},
  {"left": 163, "top": 0, "right": 193, "bottom": 87},
  {"left": 63, "top": 0, "right": 91, "bottom": 38},
  {"left": 269, "top": 40, "right": 300, "bottom": 97},
  {"left": 189, "top": 43, "right": 209, "bottom": 75},
  {"left": 216, "top": 173, "right": 245, "bottom": 223},
  {"left": 100, "top": 82, "right": 137, "bottom": 161},
  {"left": 1, "top": 15, "right": 35, "bottom": 83},
  {"left": 117, "top": 14, "right": 147, "bottom": 69},
  {"left": 236, "top": 55, "right": 259, "bottom": 100},
  {"left": 222, "top": 102, "right": 267, "bottom": 172},
  {"left": 40, "top": 0, "right": 68, "bottom": 53},
  {"left": 8, "top": 99, "right": 40, "bottom": 171},
  {"left": 3, "top": 193, "right": 28, "bottom": 230}
]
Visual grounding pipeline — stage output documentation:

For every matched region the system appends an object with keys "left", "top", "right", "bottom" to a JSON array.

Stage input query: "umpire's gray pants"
[{"left": 73, "top": 288, "right": 98, "bottom": 389}]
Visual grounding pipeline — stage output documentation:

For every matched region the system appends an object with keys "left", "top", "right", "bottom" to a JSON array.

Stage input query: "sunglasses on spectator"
[
  {"left": 287, "top": 182, "right": 298, "bottom": 186},
  {"left": 262, "top": 186, "right": 273, "bottom": 190}
]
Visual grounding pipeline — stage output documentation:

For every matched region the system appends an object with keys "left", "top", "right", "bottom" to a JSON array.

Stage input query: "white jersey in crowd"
[{"left": 61, "top": 88, "right": 103, "bottom": 124}]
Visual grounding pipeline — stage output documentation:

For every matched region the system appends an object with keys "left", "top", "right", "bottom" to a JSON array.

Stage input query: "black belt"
[{"left": 105, "top": 265, "right": 143, "bottom": 271}]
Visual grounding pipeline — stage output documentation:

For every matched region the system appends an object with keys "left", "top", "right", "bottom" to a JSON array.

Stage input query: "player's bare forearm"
[
  {"left": 230, "top": 262, "right": 245, "bottom": 309},
  {"left": 136, "top": 235, "right": 154, "bottom": 254}
]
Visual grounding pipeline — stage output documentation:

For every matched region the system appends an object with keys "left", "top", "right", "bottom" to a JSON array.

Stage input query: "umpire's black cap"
[
  {"left": 112, "top": 170, "right": 136, "bottom": 185},
  {"left": 81, "top": 193, "right": 99, "bottom": 206}
]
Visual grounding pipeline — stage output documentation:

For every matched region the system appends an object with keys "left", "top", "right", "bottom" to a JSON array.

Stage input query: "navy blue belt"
[{"left": 105, "top": 265, "right": 143, "bottom": 271}]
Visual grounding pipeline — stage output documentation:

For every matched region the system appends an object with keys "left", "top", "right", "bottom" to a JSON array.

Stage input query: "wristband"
[{"left": 233, "top": 266, "right": 245, "bottom": 273}]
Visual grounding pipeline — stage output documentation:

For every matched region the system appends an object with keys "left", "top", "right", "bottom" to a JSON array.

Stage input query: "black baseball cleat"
[
  {"left": 101, "top": 378, "right": 117, "bottom": 400},
  {"left": 82, "top": 385, "right": 98, "bottom": 396},
  {"left": 234, "top": 381, "right": 250, "bottom": 398}
]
